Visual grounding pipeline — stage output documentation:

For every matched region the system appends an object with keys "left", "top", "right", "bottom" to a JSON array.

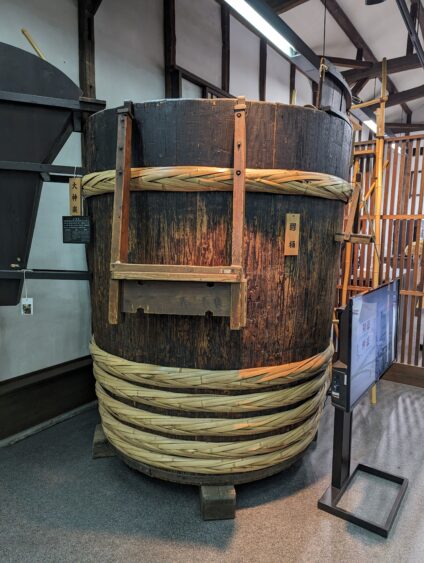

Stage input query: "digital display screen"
[{"left": 349, "top": 280, "right": 399, "bottom": 409}]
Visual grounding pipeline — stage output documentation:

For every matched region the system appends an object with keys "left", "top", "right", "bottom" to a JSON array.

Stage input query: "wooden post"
[
  {"left": 259, "top": 38, "right": 267, "bottom": 101},
  {"left": 370, "top": 58, "right": 387, "bottom": 405},
  {"left": 231, "top": 97, "right": 247, "bottom": 330},
  {"left": 372, "top": 58, "right": 387, "bottom": 289},
  {"left": 290, "top": 63, "right": 296, "bottom": 105},
  {"left": 341, "top": 160, "right": 361, "bottom": 306},
  {"left": 108, "top": 103, "right": 133, "bottom": 324},
  {"left": 78, "top": 0, "right": 99, "bottom": 167},
  {"left": 221, "top": 3, "right": 230, "bottom": 93},
  {"left": 164, "top": 0, "right": 180, "bottom": 98}
]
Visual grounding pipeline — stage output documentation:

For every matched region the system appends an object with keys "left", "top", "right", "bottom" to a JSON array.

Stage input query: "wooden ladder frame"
[{"left": 108, "top": 98, "right": 247, "bottom": 330}]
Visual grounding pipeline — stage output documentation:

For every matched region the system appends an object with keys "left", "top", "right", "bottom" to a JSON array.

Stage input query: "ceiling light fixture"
[{"left": 224, "top": 0, "right": 298, "bottom": 58}]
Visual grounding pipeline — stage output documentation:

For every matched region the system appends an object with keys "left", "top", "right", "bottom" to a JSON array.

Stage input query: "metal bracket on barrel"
[{"left": 108, "top": 97, "right": 247, "bottom": 330}]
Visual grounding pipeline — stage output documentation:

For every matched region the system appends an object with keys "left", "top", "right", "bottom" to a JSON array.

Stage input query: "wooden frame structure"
[
  {"left": 108, "top": 98, "right": 248, "bottom": 330},
  {"left": 339, "top": 128, "right": 424, "bottom": 366}
]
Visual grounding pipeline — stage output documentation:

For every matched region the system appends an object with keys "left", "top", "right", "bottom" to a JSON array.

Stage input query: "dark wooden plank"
[
  {"left": 163, "top": 0, "right": 177, "bottom": 97},
  {"left": 259, "top": 39, "right": 267, "bottom": 102},
  {"left": 221, "top": 3, "right": 230, "bottom": 93},
  {"left": 0, "top": 357, "right": 94, "bottom": 440},
  {"left": 266, "top": 0, "right": 310, "bottom": 13},
  {"left": 383, "top": 362, "right": 424, "bottom": 388},
  {"left": 122, "top": 280, "right": 232, "bottom": 316},
  {"left": 343, "top": 54, "right": 421, "bottom": 84}
]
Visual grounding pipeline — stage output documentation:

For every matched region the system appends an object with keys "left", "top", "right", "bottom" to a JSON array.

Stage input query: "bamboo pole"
[
  {"left": 21, "top": 28, "right": 46, "bottom": 60},
  {"left": 341, "top": 159, "right": 360, "bottom": 306},
  {"left": 370, "top": 58, "right": 387, "bottom": 406}
]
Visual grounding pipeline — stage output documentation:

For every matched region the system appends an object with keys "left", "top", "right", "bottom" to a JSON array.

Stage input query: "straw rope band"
[
  {"left": 90, "top": 339, "right": 333, "bottom": 391},
  {"left": 92, "top": 341, "right": 331, "bottom": 474},
  {"left": 94, "top": 362, "right": 329, "bottom": 413},
  {"left": 82, "top": 166, "right": 352, "bottom": 202}
]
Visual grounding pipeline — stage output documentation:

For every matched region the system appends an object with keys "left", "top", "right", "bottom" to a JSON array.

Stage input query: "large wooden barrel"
[{"left": 86, "top": 99, "right": 352, "bottom": 485}]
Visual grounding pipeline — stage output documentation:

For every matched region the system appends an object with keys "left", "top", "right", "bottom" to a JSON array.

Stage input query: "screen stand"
[{"left": 318, "top": 406, "right": 408, "bottom": 538}]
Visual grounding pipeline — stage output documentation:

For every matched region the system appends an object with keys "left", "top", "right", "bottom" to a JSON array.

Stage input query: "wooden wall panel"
[{"left": 340, "top": 135, "right": 424, "bottom": 367}]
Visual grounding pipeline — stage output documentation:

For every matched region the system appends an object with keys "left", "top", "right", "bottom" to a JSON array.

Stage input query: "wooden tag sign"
[
  {"left": 284, "top": 213, "right": 300, "bottom": 256},
  {"left": 69, "top": 177, "right": 82, "bottom": 216}
]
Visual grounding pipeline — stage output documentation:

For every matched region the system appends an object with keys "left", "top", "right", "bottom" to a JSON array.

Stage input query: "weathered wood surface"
[{"left": 86, "top": 100, "right": 351, "bottom": 369}]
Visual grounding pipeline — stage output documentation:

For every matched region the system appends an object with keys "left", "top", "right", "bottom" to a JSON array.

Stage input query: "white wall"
[
  {"left": 176, "top": 0, "right": 221, "bottom": 87},
  {"left": 0, "top": 0, "right": 314, "bottom": 381},
  {"left": 266, "top": 45, "right": 290, "bottom": 103},
  {"left": 95, "top": 0, "right": 164, "bottom": 106}
]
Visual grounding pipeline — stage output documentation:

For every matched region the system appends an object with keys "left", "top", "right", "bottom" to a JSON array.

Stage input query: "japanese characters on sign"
[
  {"left": 284, "top": 213, "right": 300, "bottom": 256},
  {"left": 69, "top": 177, "right": 82, "bottom": 216}
]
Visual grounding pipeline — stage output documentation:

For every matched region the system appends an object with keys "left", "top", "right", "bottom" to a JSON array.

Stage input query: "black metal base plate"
[{"left": 318, "top": 463, "right": 408, "bottom": 538}]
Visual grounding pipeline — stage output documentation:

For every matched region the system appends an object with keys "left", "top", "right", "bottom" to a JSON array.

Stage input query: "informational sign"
[
  {"left": 284, "top": 213, "right": 300, "bottom": 256},
  {"left": 349, "top": 281, "right": 398, "bottom": 409},
  {"left": 62, "top": 216, "right": 91, "bottom": 244}
]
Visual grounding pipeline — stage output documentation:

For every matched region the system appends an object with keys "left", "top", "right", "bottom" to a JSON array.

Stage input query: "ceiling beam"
[
  {"left": 265, "top": 0, "right": 309, "bottom": 13},
  {"left": 396, "top": 0, "right": 424, "bottom": 68},
  {"left": 326, "top": 57, "right": 373, "bottom": 69},
  {"left": 406, "top": 1, "right": 418, "bottom": 55},
  {"left": 343, "top": 54, "right": 421, "bottom": 83},
  {"left": 365, "top": 84, "right": 424, "bottom": 109},
  {"left": 322, "top": 0, "right": 412, "bottom": 116},
  {"left": 386, "top": 122, "right": 424, "bottom": 132},
  {"left": 412, "top": 0, "right": 424, "bottom": 37}
]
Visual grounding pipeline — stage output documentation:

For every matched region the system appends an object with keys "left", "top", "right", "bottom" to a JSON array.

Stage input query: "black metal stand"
[{"left": 318, "top": 407, "right": 408, "bottom": 538}]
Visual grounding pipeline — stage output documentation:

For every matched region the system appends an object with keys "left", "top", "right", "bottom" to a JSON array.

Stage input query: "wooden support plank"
[
  {"left": 122, "top": 280, "right": 232, "bottom": 317},
  {"left": 221, "top": 3, "right": 230, "bottom": 93},
  {"left": 232, "top": 97, "right": 246, "bottom": 269},
  {"left": 200, "top": 485, "right": 236, "bottom": 520},
  {"left": 230, "top": 97, "right": 247, "bottom": 330},
  {"left": 354, "top": 148, "right": 375, "bottom": 156},
  {"left": 92, "top": 424, "right": 116, "bottom": 459},
  {"left": 111, "top": 263, "right": 242, "bottom": 283},
  {"left": 259, "top": 38, "right": 267, "bottom": 102},
  {"left": 108, "top": 105, "right": 133, "bottom": 324}
]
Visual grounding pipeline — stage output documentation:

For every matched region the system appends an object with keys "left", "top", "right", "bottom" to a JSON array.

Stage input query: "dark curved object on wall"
[{"left": 0, "top": 42, "right": 82, "bottom": 306}]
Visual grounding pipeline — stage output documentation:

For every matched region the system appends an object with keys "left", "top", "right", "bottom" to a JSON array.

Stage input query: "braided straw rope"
[
  {"left": 92, "top": 340, "right": 331, "bottom": 473},
  {"left": 99, "top": 403, "right": 322, "bottom": 459},
  {"left": 90, "top": 339, "right": 333, "bottom": 390},
  {"left": 94, "top": 362, "right": 329, "bottom": 413},
  {"left": 95, "top": 382, "right": 328, "bottom": 437},
  {"left": 82, "top": 166, "right": 352, "bottom": 202},
  {"left": 100, "top": 406, "right": 322, "bottom": 473}
]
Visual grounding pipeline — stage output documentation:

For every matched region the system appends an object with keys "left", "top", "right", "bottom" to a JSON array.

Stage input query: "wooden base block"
[
  {"left": 200, "top": 485, "right": 236, "bottom": 520},
  {"left": 92, "top": 423, "right": 116, "bottom": 459}
]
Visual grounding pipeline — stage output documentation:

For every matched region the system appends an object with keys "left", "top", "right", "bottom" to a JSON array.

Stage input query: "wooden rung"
[
  {"left": 111, "top": 263, "right": 243, "bottom": 283},
  {"left": 354, "top": 149, "right": 375, "bottom": 157},
  {"left": 335, "top": 233, "right": 374, "bottom": 244}
]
